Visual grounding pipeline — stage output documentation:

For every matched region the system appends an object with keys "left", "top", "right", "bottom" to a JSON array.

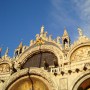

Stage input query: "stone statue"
[
  {"left": 40, "top": 25, "right": 44, "bottom": 34},
  {"left": 14, "top": 42, "right": 23, "bottom": 57},
  {"left": 49, "top": 35, "right": 52, "bottom": 41},
  {"left": 36, "top": 34, "right": 40, "bottom": 40},
  {"left": 43, "top": 59, "right": 49, "bottom": 69},
  {"left": 44, "top": 32, "right": 47, "bottom": 38},
  {"left": 56, "top": 36, "right": 60, "bottom": 43},
  {"left": 78, "top": 28, "right": 83, "bottom": 36},
  {"left": 40, "top": 25, "right": 45, "bottom": 38},
  {"left": 65, "top": 42, "right": 68, "bottom": 49},
  {"left": 30, "top": 40, "right": 34, "bottom": 46}
]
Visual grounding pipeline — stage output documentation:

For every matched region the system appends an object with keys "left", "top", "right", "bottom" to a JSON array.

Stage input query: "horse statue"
[{"left": 14, "top": 42, "right": 23, "bottom": 57}]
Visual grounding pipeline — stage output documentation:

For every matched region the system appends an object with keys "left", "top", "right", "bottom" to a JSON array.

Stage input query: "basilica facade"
[{"left": 0, "top": 26, "right": 90, "bottom": 90}]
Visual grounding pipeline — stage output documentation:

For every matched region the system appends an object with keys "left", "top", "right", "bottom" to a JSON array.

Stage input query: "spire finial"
[
  {"left": 5, "top": 47, "right": 9, "bottom": 57},
  {"left": 18, "top": 42, "right": 23, "bottom": 49},
  {"left": 0, "top": 48, "right": 2, "bottom": 58},
  {"left": 64, "top": 26, "right": 66, "bottom": 30},
  {"left": 63, "top": 28, "right": 68, "bottom": 36}
]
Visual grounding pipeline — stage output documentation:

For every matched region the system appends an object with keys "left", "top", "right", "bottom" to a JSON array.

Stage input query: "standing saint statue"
[
  {"left": 40, "top": 25, "right": 44, "bottom": 34},
  {"left": 56, "top": 36, "right": 61, "bottom": 44},
  {"left": 78, "top": 28, "right": 83, "bottom": 36}
]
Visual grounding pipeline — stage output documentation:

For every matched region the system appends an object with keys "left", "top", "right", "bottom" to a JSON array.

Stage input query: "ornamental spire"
[
  {"left": 62, "top": 28, "right": 70, "bottom": 50},
  {"left": 5, "top": 47, "right": 9, "bottom": 57},
  {"left": 0, "top": 48, "right": 2, "bottom": 58},
  {"left": 63, "top": 28, "right": 68, "bottom": 37}
]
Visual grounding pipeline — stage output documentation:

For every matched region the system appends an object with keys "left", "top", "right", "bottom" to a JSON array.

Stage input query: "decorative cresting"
[
  {"left": 30, "top": 25, "right": 61, "bottom": 46},
  {"left": 67, "top": 42, "right": 90, "bottom": 62},
  {"left": 2, "top": 68, "right": 58, "bottom": 90},
  {"left": 70, "top": 71, "right": 90, "bottom": 90}
]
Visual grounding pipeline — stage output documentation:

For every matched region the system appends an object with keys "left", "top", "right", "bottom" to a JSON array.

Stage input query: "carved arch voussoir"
[
  {"left": 15, "top": 44, "right": 63, "bottom": 67},
  {"left": 2, "top": 68, "right": 57, "bottom": 90}
]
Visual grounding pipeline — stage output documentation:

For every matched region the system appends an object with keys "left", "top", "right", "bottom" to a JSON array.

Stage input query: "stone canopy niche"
[
  {"left": 7, "top": 75, "right": 49, "bottom": 90},
  {"left": 70, "top": 46, "right": 90, "bottom": 61},
  {"left": 22, "top": 51, "right": 58, "bottom": 68}
]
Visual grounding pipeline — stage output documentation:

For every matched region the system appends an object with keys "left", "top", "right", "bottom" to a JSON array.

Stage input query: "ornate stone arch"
[
  {"left": 2, "top": 68, "right": 58, "bottom": 90},
  {"left": 67, "top": 42, "right": 90, "bottom": 62},
  {"left": 15, "top": 43, "right": 63, "bottom": 68},
  {"left": 69, "top": 71, "right": 90, "bottom": 90}
]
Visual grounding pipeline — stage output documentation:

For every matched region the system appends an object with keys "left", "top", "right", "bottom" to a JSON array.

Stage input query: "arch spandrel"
[{"left": 15, "top": 43, "right": 63, "bottom": 68}]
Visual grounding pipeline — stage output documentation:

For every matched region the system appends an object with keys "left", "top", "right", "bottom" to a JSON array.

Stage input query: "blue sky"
[{"left": 0, "top": 0, "right": 90, "bottom": 57}]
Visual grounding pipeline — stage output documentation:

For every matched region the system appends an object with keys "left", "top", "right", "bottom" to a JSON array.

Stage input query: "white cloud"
[
  {"left": 49, "top": 0, "right": 90, "bottom": 38},
  {"left": 72, "top": 0, "right": 90, "bottom": 37},
  {"left": 73, "top": 0, "right": 90, "bottom": 21},
  {"left": 50, "top": 0, "right": 78, "bottom": 27},
  {"left": 49, "top": 0, "right": 79, "bottom": 42}
]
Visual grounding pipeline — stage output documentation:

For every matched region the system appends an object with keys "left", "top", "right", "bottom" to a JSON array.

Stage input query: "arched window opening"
[
  {"left": 64, "top": 38, "right": 68, "bottom": 45},
  {"left": 22, "top": 51, "right": 58, "bottom": 69}
]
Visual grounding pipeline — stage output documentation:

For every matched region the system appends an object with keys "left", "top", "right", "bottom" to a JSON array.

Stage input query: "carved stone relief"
[
  {"left": 71, "top": 46, "right": 90, "bottom": 61},
  {"left": 0, "top": 63, "right": 10, "bottom": 73}
]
